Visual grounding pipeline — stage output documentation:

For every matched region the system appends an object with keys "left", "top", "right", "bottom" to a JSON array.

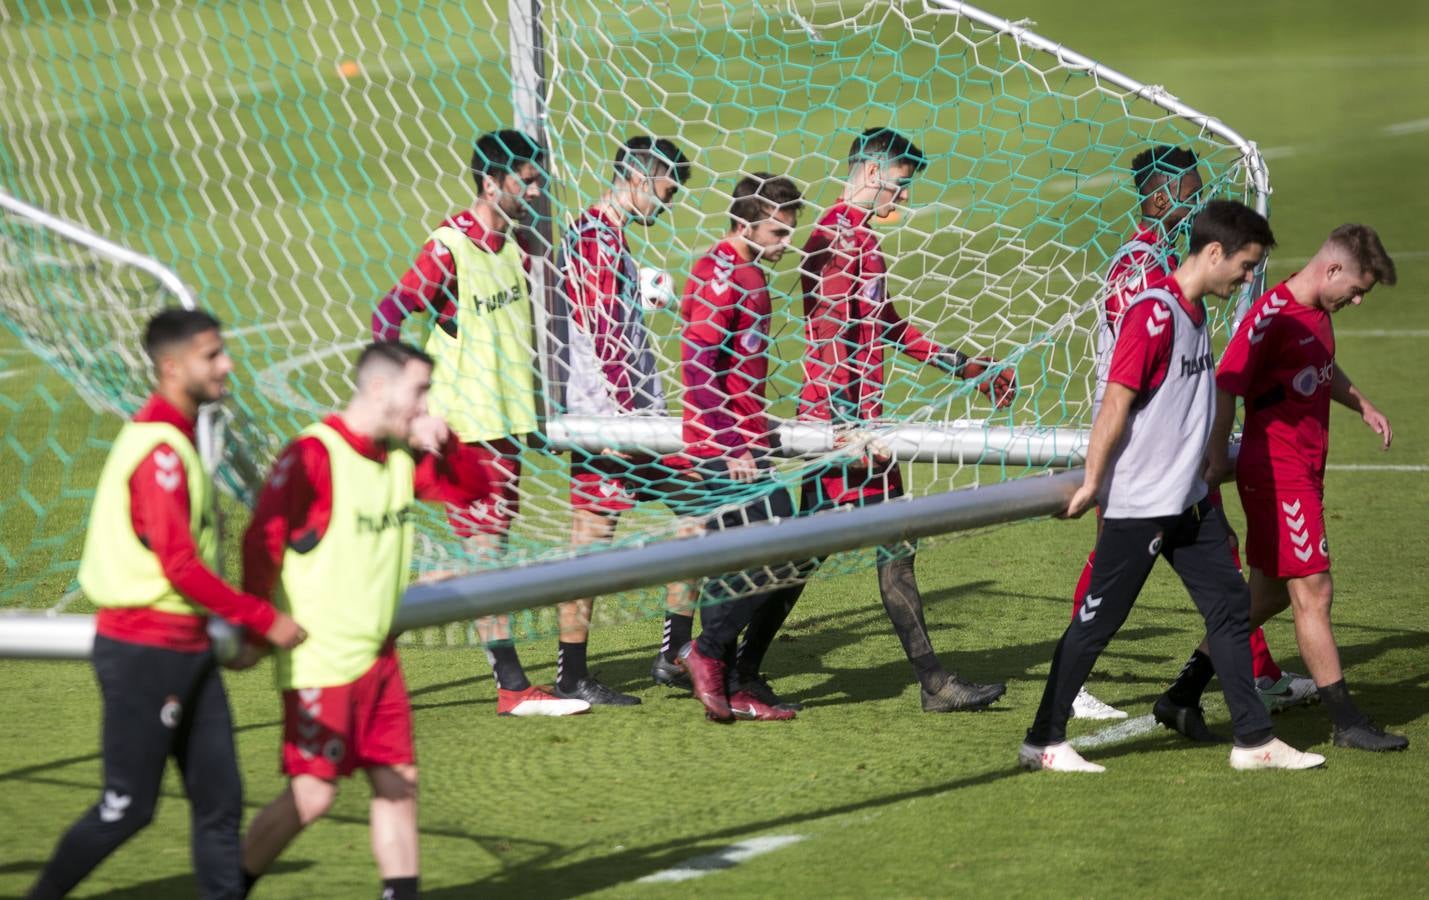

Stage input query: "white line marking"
[
  {"left": 1326, "top": 464, "right": 1428, "bottom": 472},
  {"left": 1384, "top": 118, "right": 1429, "bottom": 137},
  {"left": 1259, "top": 145, "right": 1298, "bottom": 160},
  {"left": 1070, "top": 713, "right": 1158, "bottom": 750},
  {"left": 227, "top": 319, "right": 309, "bottom": 337},
  {"left": 1336, "top": 329, "right": 1429, "bottom": 338},
  {"left": 636, "top": 834, "right": 806, "bottom": 884},
  {"left": 1046, "top": 172, "right": 1119, "bottom": 195}
]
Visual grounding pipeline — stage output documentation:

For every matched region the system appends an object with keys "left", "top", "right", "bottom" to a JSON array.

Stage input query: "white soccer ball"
[
  {"left": 207, "top": 617, "right": 243, "bottom": 664},
  {"left": 638, "top": 266, "right": 675, "bottom": 311}
]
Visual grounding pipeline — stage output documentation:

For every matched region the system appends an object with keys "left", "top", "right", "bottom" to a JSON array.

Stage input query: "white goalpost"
[{"left": 0, "top": 0, "right": 1271, "bottom": 658}]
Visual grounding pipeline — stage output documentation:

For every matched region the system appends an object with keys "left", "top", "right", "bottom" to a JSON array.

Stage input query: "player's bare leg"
[
  {"left": 1253, "top": 568, "right": 1406, "bottom": 751},
  {"left": 1284, "top": 572, "right": 1342, "bottom": 682},
  {"left": 464, "top": 535, "right": 590, "bottom": 717},
  {"left": 652, "top": 518, "right": 703, "bottom": 689},
  {"left": 241, "top": 776, "right": 338, "bottom": 886},
  {"left": 367, "top": 765, "right": 419, "bottom": 884},
  {"left": 551, "top": 507, "right": 639, "bottom": 705}
]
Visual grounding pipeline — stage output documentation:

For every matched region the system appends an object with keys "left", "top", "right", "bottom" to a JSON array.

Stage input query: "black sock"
[
  {"left": 242, "top": 869, "right": 261, "bottom": 898},
  {"left": 1165, "top": 650, "right": 1215, "bottom": 706},
  {"left": 556, "top": 641, "right": 588, "bottom": 691},
  {"left": 1318, "top": 679, "right": 1368, "bottom": 730},
  {"left": 381, "top": 875, "right": 419, "bottom": 900},
  {"left": 661, "top": 613, "right": 693, "bottom": 662},
  {"left": 485, "top": 641, "right": 531, "bottom": 692},
  {"left": 910, "top": 652, "right": 948, "bottom": 693}
]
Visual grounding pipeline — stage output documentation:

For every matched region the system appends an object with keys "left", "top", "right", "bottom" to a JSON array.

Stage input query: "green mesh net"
[{"left": 0, "top": 1, "right": 1267, "bottom": 642}]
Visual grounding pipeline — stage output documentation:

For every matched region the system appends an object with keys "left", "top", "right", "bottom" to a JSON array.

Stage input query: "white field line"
[
  {"left": 227, "top": 319, "right": 310, "bottom": 337},
  {"left": 37, "top": 79, "right": 279, "bottom": 127},
  {"left": 1384, "top": 117, "right": 1429, "bottom": 137},
  {"left": 1045, "top": 172, "right": 1118, "bottom": 195},
  {"left": 636, "top": 834, "right": 806, "bottom": 884},
  {"left": 1070, "top": 714, "right": 1160, "bottom": 750}
]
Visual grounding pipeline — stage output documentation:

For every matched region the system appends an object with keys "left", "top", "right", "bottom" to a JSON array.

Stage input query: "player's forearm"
[
  {"left": 1330, "top": 363, "right": 1368, "bottom": 413},
  {"left": 372, "top": 287, "right": 431, "bottom": 341},
  {"left": 161, "top": 549, "right": 277, "bottom": 633},
  {"left": 415, "top": 435, "right": 493, "bottom": 506},
  {"left": 1083, "top": 386, "right": 1133, "bottom": 491},
  {"left": 1207, "top": 388, "right": 1238, "bottom": 462}
]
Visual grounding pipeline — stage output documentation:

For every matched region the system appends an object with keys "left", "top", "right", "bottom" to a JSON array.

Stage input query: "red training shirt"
[
  {"left": 95, "top": 394, "right": 279, "bottom": 652},
  {"left": 1216, "top": 281, "right": 1335, "bottom": 492},
  {"left": 242, "top": 415, "right": 494, "bottom": 602},
  {"left": 678, "top": 240, "right": 775, "bottom": 459},
  {"left": 798, "top": 202, "right": 942, "bottom": 422},
  {"left": 1105, "top": 272, "right": 1206, "bottom": 399}
]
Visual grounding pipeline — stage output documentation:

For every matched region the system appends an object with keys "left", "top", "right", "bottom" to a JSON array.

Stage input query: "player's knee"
[
  {"left": 290, "top": 777, "right": 337, "bottom": 825},
  {"left": 1289, "top": 578, "right": 1333, "bottom": 617},
  {"left": 374, "top": 765, "right": 418, "bottom": 802}
]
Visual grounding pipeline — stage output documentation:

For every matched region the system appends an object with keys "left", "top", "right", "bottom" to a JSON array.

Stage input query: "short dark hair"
[
  {"left": 1187, "top": 199, "right": 1277, "bottom": 257},
  {"left": 848, "top": 127, "right": 928, "bottom": 174},
  {"left": 1326, "top": 224, "right": 1397, "bottom": 286},
  {"left": 614, "top": 136, "right": 693, "bottom": 186},
  {"left": 355, "top": 340, "right": 434, "bottom": 386},
  {"left": 1130, "top": 145, "right": 1200, "bottom": 195},
  {"left": 729, "top": 173, "right": 804, "bottom": 230},
  {"left": 470, "top": 129, "right": 544, "bottom": 190},
  {"left": 143, "top": 307, "right": 222, "bottom": 362}
]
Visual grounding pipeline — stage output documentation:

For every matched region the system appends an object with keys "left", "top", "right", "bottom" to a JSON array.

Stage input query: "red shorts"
[
  {"left": 281, "top": 647, "right": 414, "bottom": 779},
  {"left": 449, "top": 437, "right": 522, "bottom": 537},
  {"left": 1239, "top": 483, "right": 1330, "bottom": 579},
  {"left": 568, "top": 451, "right": 673, "bottom": 515}
]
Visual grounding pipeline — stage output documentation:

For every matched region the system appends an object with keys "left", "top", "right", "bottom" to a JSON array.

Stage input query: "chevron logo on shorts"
[
  {"left": 1079, "top": 595, "right": 1102, "bottom": 624},
  {"left": 1248, "top": 295, "right": 1288, "bottom": 345},
  {"left": 1281, "top": 499, "right": 1313, "bottom": 561}
]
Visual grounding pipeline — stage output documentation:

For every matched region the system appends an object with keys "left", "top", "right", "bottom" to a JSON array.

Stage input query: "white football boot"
[
  {"left": 1019, "top": 741, "right": 1106, "bottom": 773},
  {"left": 1229, "top": 737, "right": 1326, "bottom": 770},
  {"left": 1071, "top": 686, "right": 1129, "bottom": 720}
]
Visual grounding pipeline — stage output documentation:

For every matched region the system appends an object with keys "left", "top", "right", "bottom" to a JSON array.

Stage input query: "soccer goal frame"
[
  {"left": 0, "top": 0, "right": 1271, "bottom": 659},
  {"left": 529, "top": 0, "right": 1272, "bottom": 463}
]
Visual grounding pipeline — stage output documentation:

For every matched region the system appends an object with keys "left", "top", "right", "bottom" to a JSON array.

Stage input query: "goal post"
[{"left": 0, "top": 0, "right": 1273, "bottom": 658}]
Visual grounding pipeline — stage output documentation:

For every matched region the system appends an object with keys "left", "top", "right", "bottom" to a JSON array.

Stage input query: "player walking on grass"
[
  {"left": 238, "top": 342, "right": 495, "bottom": 898},
  {"left": 1185, "top": 224, "right": 1406, "bottom": 752},
  {"left": 28, "top": 309, "right": 306, "bottom": 900},
  {"left": 672, "top": 173, "right": 809, "bottom": 722},
  {"left": 788, "top": 127, "right": 1013, "bottom": 713},
  {"left": 373, "top": 129, "right": 587, "bottom": 717},
  {"left": 1021, "top": 200, "right": 1324, "bottom": 773},
  {"left": 1071, "top": 146, "right": 1312, "bottom": 722},
  {"left": 556, "top": 136, "right": 699, "bottom": 705}
]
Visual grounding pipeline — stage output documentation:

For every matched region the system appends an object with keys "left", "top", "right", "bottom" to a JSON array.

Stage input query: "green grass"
[{"left": 3, "top": 0, "right": 1429, "bottom": 895}]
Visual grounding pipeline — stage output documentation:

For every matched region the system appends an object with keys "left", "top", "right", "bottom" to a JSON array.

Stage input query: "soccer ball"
[
  {"left": 638, "top": 266, "right": 675, "bottom": 311},
  {"left": 207, "top": 617, "right": 243, "bottom": 663}
]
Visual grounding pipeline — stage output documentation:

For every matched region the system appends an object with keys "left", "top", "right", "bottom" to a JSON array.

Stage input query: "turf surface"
[{"left": 3, "top": 0, "right": 1429, "bottom": 896}]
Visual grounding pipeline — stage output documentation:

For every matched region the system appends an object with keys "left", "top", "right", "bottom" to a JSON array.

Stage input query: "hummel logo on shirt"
[{"left": 1179, "top": 351, "right": 1213, "bottom": 377}]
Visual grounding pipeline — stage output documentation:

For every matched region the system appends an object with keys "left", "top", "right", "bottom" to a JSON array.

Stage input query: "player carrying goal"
[
  {"left": 374, "top": 130, "right": 588, "bottom": 717},
  {"left": 555, "top": 135, "right": 699, "bottom": 705},
  {"left": 787, "top": 127, "right": 1014, "bottom": 713},
  {"left": 1070, "top": 145, "right": 1312, "bottom": 723}
]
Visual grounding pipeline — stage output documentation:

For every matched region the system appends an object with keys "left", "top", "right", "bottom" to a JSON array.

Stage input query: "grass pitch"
[{"left": 3, "top": 0, "right": 1429, "bottom": 896}]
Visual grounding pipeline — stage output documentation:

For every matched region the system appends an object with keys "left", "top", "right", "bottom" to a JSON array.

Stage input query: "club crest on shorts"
[
  {"left": 322, "top": 737, "right": 347, "bottom": 764},
  {"left": 160, "top": 694, "right": 182, "bottom": 729},
  {"left": 1148, "top": 533, "right": 1163, "bottom": 555},
  {"left": 1319, "top": 535, "right": 1329, "bottom": 557}
]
